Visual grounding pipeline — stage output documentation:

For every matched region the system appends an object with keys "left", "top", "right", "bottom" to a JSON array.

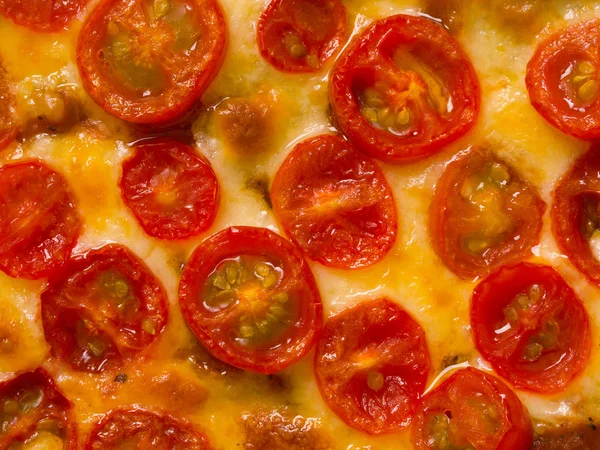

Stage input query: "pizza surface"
[{"left": 1, "top": 0, "right": 600, "bottom": 449}]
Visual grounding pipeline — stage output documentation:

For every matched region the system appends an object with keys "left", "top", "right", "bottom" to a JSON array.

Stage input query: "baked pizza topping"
[
  {"left": 314, "top": 298, "right": 431, "bottom": 435},
  {"left": 179, "top": 226, "right": 322, "bottom": 374},
  {"left": 0, "top": 60, "right": 15, "bottom": 151},
  {"left": 0, "top": 0, "right": 88, "bottom": 32},
  {"left": 271, "top": 134, "right": 397, "bottom": 269},
  {"left": 412, "top": 367, "right": 533, "bottom": 450},
  {"left": 0, "top": 161, "right": 82, "bottom": 280},
  {"left": 41, "top": 244, "right": 168, "bottom": 373},
  {"left": 0, "top": 369, "right": 77, "bottom": 450},
  {"left": 430, "top": 147, "right": 545, "bottom": 279},
  {"left": 76, "top": 0, "right": 227, "bottom": 125},
  {"left": 257, "top": 0, "right": 346, "bottom": 73},
  {"left": 119, "top": 138, "right": 220, "bottom": 240},
  {"left": 330, "top": 14, "right": 480, "bottom": 164}
]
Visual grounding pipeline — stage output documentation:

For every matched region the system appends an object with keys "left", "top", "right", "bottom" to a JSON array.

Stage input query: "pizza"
[{"left": 1, "top": 0, "right": 600, "bottom": 448}]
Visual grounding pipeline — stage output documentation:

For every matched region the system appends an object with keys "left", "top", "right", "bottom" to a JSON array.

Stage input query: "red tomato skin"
[
  {"left": 271, "top": 134, "right": 397, "bottom": 269},
  {"left": 257, "top": 0, "right": 347, "bottom": 73},
  {"left": 412, "top": 368, "right": 533, "bottom": 450},
  {"left": 471, "top": 263, "right": 591, "bottom": 394},
  {"left": 526, "top": 20, "right": 600, "bottom": 139},
  {"left": 314, "top": 298, "right": 431, "bottom": 435},
  {"left": 85, "top": 406, "right": 212, "bottom": 450},
  {"left": 41, "top": 244, "right": 169, "bottom": 373},
  {"left": 0, "top": 0, "right": 88, "bottom": 32},
  {"left": 552, "top": 147, "right": 600, "bottom": 286},
  {"left": 179, "top": 226, "right": 323, "bottom": 375},
  {"left": 119, "top": 138, "right": 220, "bottom": 240},
  {"left": 329, "top": 14, "right": 480, "bottom": 164},
  {"left": 76, "top": 0, "right": 228, "bottom": 126},
  {"left": 0, "top": 369, "right": 78, "bottom": 450},
  {"left": 0, "top": 161, "right": 82, "bottom": 280},
  {"left": 430, "top": 147, "right": 546, "bottom": 279}
]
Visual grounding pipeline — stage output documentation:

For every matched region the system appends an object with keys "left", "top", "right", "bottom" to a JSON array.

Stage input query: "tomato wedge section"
[
  {"left": 179, "top": 226, "right": 322, "bottom": 374},
  {"left": 526, "top": 19, "right": 600, "bottom": 139},
  {"left": 257, "top": 0, "right": 346, "bottom": 73},
  {"left": 314, "top": 298, "right": 431, "bottom": 435},
  {"left": 0, "top": 161, "right": 82, "bottom": 280},
  {"left": 271, "top": 134, "right": 397, "bottom": 269},
  {"left": 0, "top": 369, "right": 77, "bottom": 450},
  {"left": 85, "top": 407, "right": 211, "bottom": 449},
  {"left": 430, "top": 147, "right": 545, "bottom": 279},
  {"left": 0, "top": 0, "right": 88, "bottom": 32},
  {"left": 412, "top": 368, "right": 533, "bottom": 450},
  {"left": 552, "top": 148, "right": 600, "bottom": 286},
  {"left": 472, "top": 263, "right": 591, "bottom": 393},
  {"left": 120, "top": 138, "right": 219, "bottom": 240},
  {"left": 330, "top": 14, "right": 480, "bottom": 164},
  {"left": 0, "top": 61, "right": 15, "bottom": 151},
  {"left": 76, "top": 0, "right": 227, "bottom": 125},
  {"left": 41, "top": 244, "right": 169, "bottom": 373}
]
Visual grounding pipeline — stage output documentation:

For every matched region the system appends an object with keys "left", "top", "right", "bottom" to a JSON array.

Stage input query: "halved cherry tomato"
[
  {"left": 0, "top": 61, "right": 15, "bottom": 151},
  {"left": 552, "top": 148, "right": 600, "bottom": 286},
  {"left": 412, "top": 368, "right": 533, "bottom": 450},
  {"left": 314, "top": 298, "right": 431, "bottom": 435},
  {"left": 85, "top": 407, "right": 211, "bottom": 449},
  {"left": 179, "top": 226, "right": 322, "bottom": 374},
  {"left": 0, "top": 0, "right": 88, "bottom": 32},
  {"left": 271, "top": 134, "right": 397, "bottom": 269},
  {"left": 257, "top": 0, "right": 346, "bottom": 73},
  {"left": 119, "top": 138, "right": 219, "bottom": 240},
  {"left": 526, "top": 20, "right": 600, "bottom": 139},
  {"left": 472, "top": 263, "right": 591, "bottom": 394},
  {"left": 329, "top": 14, "right": 480, "bottom": 164},
  {"left": 0, "top": 369, "right": 77, "bottom": 449},
  {"left": 0, "top": 161, "right": 82, "bottom": 280},
  {"left": 41, "top": 244, "right": 168, "bottom": 373},
  {"left": 430, "top": 147, "right": 545, "bottom": 279},
  {"left": 76, "top": 0, "right": 227, "bottom": 125}
]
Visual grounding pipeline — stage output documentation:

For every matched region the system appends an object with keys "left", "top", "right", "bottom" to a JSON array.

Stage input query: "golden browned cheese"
[{"left": 533, "top": 422, "right": 600, "bottom": 450}]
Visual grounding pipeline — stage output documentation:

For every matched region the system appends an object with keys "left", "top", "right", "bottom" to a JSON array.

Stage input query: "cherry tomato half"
[
  {"left": 472, "top": 263, "right": 591, "bottom": 394},
  {"left": 41, "top": 244, "right": 169, "bottom": 373},
  {"left": 552, "top": 147, "right": 600, "bottom": 286},
  {"left": 0, "top": 369, "right": 77, "bottom": 450},
  {"left": 0, "top": 161, "right": 82, "bottom": 280},
  {"left": 257, "top": 0, "right": 346, "bottom": 73},
  {"left": 412, "top": 368, "right": 532, "bottom": 450},
  {"left": 0, "top": 0, "right": 88, "bottom": 32},
  {"left": 85, "top": 407, "right": 211, "bottom": 449},
  {"left": 314, "top": 298, "right": 431, "bottom": 435},
  {"left": 526, "top": 19, "right": 600, "bottom": 139},
  {"left": 76, "top": 0, "right": 227, "bottom": 126},
  {"left": 329, "top": 14, "right": 480, "bottom": 164},
  {"left": 0, "top": 61, "right": 15, "bottom": 151},
  {"left": 430, "top": 147, "right": 545, "bottom": 279},
  {"left": 179, "top": 226, "right": 322, "bottom": 374},
  {"left": 271, "top": 134, "right": 397, "bottom": 269},
  {"left": 120, "top": 138, "right": 219, "bottom": 240}
]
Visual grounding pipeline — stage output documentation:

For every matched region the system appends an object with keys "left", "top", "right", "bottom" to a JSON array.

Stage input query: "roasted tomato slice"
[
  {"left": 257, "top": 0, "right": 346, "bottom": 73},
  {"left": 430, "top": 147, "right": 545, "bottom": 279},
  {"left": 85, "top": 407, "right": 211, "bottom": 449},
  {"left": 472, "top": 263, "right": 591, "bottom": 394},
  {"left": 314, "top": 298, "right": 431, "bottom": 435},
  {"left": 552, "top": 148, "right": 600, "bottom": 286},
  {"left": 271, "top": 134, "right": 397, "bottom": 269},
  {"left": 412, "top": 368, "right": 532, "bottom": 450},
  {"left": 76, "top": 0, "right": 227, "bottom": 125},
  {"left": 119, "top": 138, "right": 219, "bottom": 240},
  {"left": 0, "top": 0, "right": 88, "bottom": 32},
  {"left": 0, "top": 161, "right": 82, "bottom": 280},
  {"left": 0, "top": 369, "right": 77, "bottom": 449},
  {"left": 526, "top": 20, "right": 600, "bottom": 139},
  {"left": 329, "top": 14, "right": 480, "bottom": 164},
  {"left": 179, "top": 226, "right": 322, "bottom": 374},
  {"left": 41, "top": 244, "right": 169, "bottom": 373},
  {"left": 0, "top": 61, "right": 15, "bottom": 151}
]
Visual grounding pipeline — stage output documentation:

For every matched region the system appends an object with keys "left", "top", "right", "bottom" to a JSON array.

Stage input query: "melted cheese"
[{"left": 1, "top": 0, "right": 600, "bottom": 448}]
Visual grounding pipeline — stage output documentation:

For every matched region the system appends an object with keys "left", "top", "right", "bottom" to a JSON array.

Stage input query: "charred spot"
[
  {"left": 175, "top": 337, "right": 242, "bottom": 378},
  {"left": 246, "top": 175, "right": 272, "bottom": 209},
  {"left": 441, "top": 353, "right": 468, "bottom": 369},
  {"left": 533, "top": 421, "right": 600, "bottom": 450},
  {"left": 113, "top": 373, "right": 128, "bottom": 383}
]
